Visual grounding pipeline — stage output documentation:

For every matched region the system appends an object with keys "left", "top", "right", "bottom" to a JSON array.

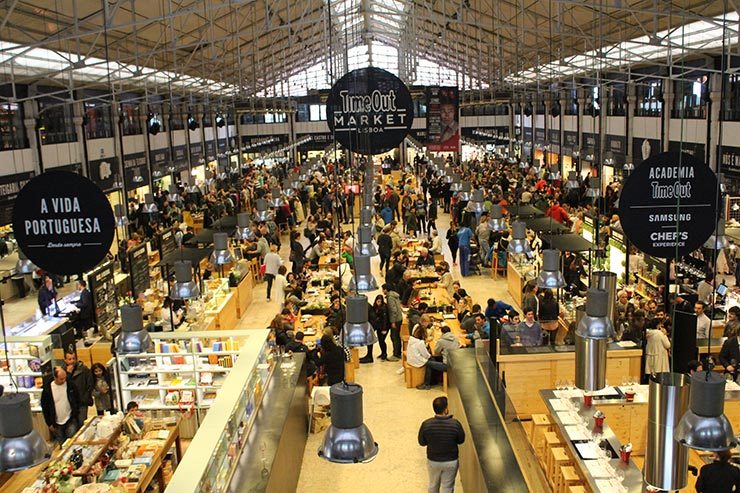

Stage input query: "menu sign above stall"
[
  {"left": 172, "top": 145, "right": 188, "bottom": 172},
  {"left": 12, "top": 171, "right": 115, "bottom": 275},
  {"left": 327, "top": 67, "right": 414, "bottom": 155},
  {"left": 88, "top": 156, "right": 120, "bottom": 192},
  {"left": 123, "top": 152, "right": 149, "bottom": 189},
  {"left": 0, "top": 171, "right": 34, "bottom": 226},
  {"left": 618, "top": 152, "right": 717, "bottom": 259}
]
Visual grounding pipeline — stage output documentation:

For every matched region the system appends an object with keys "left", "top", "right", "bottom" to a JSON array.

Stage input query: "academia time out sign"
[
  {"left": 13, "top": 171, "right": 115, "bottom": 275},
  {"left": 618, "top": 151, "right": 717, "bottom": 259},
  {"left": 327, "top": 67, "right": 414, "bottom": 155}
]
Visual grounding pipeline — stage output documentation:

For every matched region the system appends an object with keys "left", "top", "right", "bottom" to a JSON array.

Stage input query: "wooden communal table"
[{"left": 133, "top": 420, "right": 183, "bottom": 493}]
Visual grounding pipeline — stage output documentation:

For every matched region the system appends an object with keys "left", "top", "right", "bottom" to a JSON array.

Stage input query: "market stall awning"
[
  {"left": 524, "top": 217, "right": 569, "bottom": 234},
  {"left": 506, "top": 205, "right": 544, "bottom": 218},
  {"left": 542, "top": 233, "right": 594, "bottom": 252},
  {"left": 156, "top": 247, "right": 213, "bottom": 267}
]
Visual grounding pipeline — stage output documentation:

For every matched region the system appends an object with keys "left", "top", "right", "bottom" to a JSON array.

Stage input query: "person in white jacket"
[
  {"left": 645, "top": 323, "right": 671, "bottom": 375},
  {"left": 407, "top": 326, "right": 448, "bottom": 390},
  {"left": 263, "top": 244, "right": 282, "bottom": 301}
]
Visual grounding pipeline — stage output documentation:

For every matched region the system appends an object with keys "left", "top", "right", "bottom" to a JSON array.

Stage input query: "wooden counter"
[
  {"left": 507, "top": 262, "right": 531, "bottom": 308},
  {"left": 497, "top": 341, "right": 642, "bottom": 417},
  {"left": 206, "top": 291, "right": 239, "bottom": 330},
  {"left": 233, "top": 271, "right": 254, "bottom": 318}
]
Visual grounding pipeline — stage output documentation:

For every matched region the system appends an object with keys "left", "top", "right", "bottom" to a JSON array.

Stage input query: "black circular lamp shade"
[{"left": 327, "top": 67, "right": 414, "bottom": 155}]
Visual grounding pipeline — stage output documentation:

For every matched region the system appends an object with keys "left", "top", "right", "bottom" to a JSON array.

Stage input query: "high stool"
[
  {"left": 541, "top": 431, "right": 562, "bottom": 468},
  {"left": 558, "top": 466, "right": 582, "bottom": 493},
  {"left": 402, "top": 351, "right": 425, "bottom": 388},
  {"left": 547, "top": 448, "right": 572, "bottom": 489},
  {"left": 528, "top": 414, "right": 552, "bottom": 453}
]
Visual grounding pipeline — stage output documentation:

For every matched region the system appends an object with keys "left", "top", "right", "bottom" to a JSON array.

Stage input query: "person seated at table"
[
  {"left": 407, "top": 299, "right": 425, "bottom": 330},
  {"left": 316, "top": 334, "right": 345, "bottom": 386},
  {"left": 696, "top": 449, "right": 740, "bottom": 493},
  {"left": 434, "top": 325, "right": 461, "bottom": 363},
  {"left": 269, "top": 314, "right": 292, "bottom": 346},
  {"left": 306, "top": 239, "right": 329, "bottom": 268},
  {"left": 415, "top": 247, "right": 436, "bottom": 268},
  {"left": 161, "top": 297, "right": 184, "bottom": 330},
  {"left": 485, "top": 297, "right": 513, "bottom": 321},
  {"left": 286, "top": 331, "right": 309, "bottom": 354},
  {"left": 724, "top": 305, "right": 740, "bottom": 337},
  {"left": 465, "top": 313, "right": 490, "bottom": 341},
  {"left": 517, "top": 309, "right": 542, "bottom": 346},
  {"left": 455, "top": 289, "right": 473, "bottom": 321},
  {"left": 407, "top": 326, "right": 446, "bottom": 390},
  {"left": 429, "top": 230, "right": 442, "bottom": 255},
  {"left": 461, "top": 304, "right": 481, "bottom": 334},
  {"left": 412, "top": 314, "right": 434, "bottom": 339},
  {"left": 326, "top": 295, "right": 346, "bottom": 334}
]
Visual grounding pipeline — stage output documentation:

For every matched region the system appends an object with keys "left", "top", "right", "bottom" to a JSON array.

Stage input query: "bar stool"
[
  {"left": 547, "top": 447, "right": 572, "bottom": 489},
  {"left": 541, "top": 431, "right": 562, "bottom": 469},
  {"left": 558, "top": 466, "right": 582, "bottom": 493},
  {"left": 528, "top": 414, "right": 552, "bottom": 454}
]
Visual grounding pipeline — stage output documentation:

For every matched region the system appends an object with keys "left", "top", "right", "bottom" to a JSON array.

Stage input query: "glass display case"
[
  {"left": 165, "top": 329, "right": 274, "bottom": 493},
  {"left": 0, "top": 335, "right": 53, "bottom": 411},
  {"left": 203, "top": 278, "right": 230, "bottom": 313}
]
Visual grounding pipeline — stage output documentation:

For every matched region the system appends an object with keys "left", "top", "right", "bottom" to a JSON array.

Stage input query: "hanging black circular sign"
[
  {"left": 327, "top": 67, "right": 414, "bottom": 155},
  {"left": 13, "top": 171, "right": 115, "bottom": 275},
  {"left": 618, "top": 151, "right": 717, "bottom": 259}
]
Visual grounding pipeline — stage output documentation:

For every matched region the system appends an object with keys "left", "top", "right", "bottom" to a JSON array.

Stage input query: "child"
[{"left": 91, "top": 363, "right": 114, "bottom": 416}]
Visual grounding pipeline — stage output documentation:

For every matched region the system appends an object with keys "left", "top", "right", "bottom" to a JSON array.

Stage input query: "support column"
[
  {"left": 708, "top": 73, "right": 722, "bottom": 173},
  {"left": 508, "top": 101, "right": 516, "bottom": 156},
  {"left": 559, "top": 90, "right": 567, "bottom": 169},
  {"left": 577, "top": 88, "right": 587, "bottom": 173},
  {"left": 73, "top": 103, "right": 87, "bottom": 176},
  {"left": 662, "top": 79, "right": 674, "bottom": 152},
  {"left": 23, "top": 101, "right": 40, "bottom": 175},
  {"left": 626, "top": 83, "right": 636, "bottom": 165},
  {"left": 544, "top": 94, "right": 552, "bottom": 166},
  {"left": 139, "top": 102, "right": 152, "bottom": 190}
]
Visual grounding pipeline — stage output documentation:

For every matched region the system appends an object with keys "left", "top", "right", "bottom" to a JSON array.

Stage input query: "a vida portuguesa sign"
[
  {"left": 618, "top": 151, "right": 717, "bottom": 259},
  {"left": 13, "top": 171, "right": 115, "bottom": 275},
  {"left": 327, "top": 67, "right": 414, "bottom": 155}
]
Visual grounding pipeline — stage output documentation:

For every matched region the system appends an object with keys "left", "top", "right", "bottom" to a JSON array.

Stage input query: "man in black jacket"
[
  {"left": 418, "top": 396, "right": 465, "bottom": 493},
  {"left": 41, "top": 366, "right": 80, "bottom": 445},
  {"left": 377, "top": 227, "right": 393, "bottom": 276},
  {"left": 65, "top": 351, "right": 94, "bottom": 426},
  {"left": 74, "top": 279, "right": 94, "bottom": 338},
  {"left": 719, "top": 332, "right": 740, "bottom": 380},
  {"left": 37, "top": 276, "right": 57, "bottom": 315}
]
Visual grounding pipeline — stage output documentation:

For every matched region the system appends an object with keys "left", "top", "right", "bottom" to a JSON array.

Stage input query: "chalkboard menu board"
[
  {"left": 128, "top": 243, "right": 150, "bottom": 297},
  {"left": 87, "top": 260, "right": 118, "bottom": 336},
  {"left": 158, "top": 228, "right": 177, "bottom": 260}
]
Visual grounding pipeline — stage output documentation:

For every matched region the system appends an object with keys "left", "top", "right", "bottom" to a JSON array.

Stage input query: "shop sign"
[
  {"left": 123, "top": 152, "right": 149, "bottom": 189},
  {"left": 172, "top": 145, "right": 188, "bottom": 172},
  {"left": 149, "top": 148, "right": 170, "bottom": 178},
  {"left": 563, "top": 131, "right": 578, "bottom": 148},
  {"left": 189, "top": 142, "right": 203, "bottom": 164},
  {"left": 205, "top": 141, "right": 216, "bottom": 159},
  {"left": 717, "top": 145, "right": 740, "bottom": 176},
  {"left": 632, "top": 137, "right": 661, "bottom": 165},
  {"left": 618, "top": 151, "right": 717, "bottom": 259},
  {"left": 12, "top": 171, "right": 115, "bottom": 275},
  {"left": 52, "top": 163, "right": 83, "bottom": 174},
  {"left": 297, "top": 133, "right": 334, "bottom": 151},
  {"left": 217, "top": 139, "right": 227, "bottom": 152},
  {"left": 605, "top": 135, "right": 626, "bottom": 165},
  {"left": 549, "top": 129, "right": 560, "bottom": 144},
  {"left": 535, "top": 128, "right": 546, "bottom": 143},
  {"left": 327, "top": 67, "right": 414, "bottom": 155},
  {"left": 88, "top": 156, "right": 120, "bottom": 192},
  {"left": 668, "top": 141, "right": 705, "bottom": 161},
  {"left": 0, "top": 172, "right": 34, "bottom": 226},
  {"left": 523, "top": 126, "right": 533, "bottom": 140}
]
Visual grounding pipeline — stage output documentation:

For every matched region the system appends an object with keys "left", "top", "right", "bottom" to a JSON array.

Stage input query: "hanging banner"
[
  {"left": 426, "top": 86, "right": 460, "bottom": 153},
  {"left": 12, "top": 171, "right": 115, "bottom": 275},
  {"left": 171, "top": 145, "right": 188, "bottom": 172},
  {"left": 123, "top": 152, "right": 148, "bottom": 189},
  {"left": 88, "top": 156, "right": 120, "bottom": 192},
  {"left": 632, "top": 137, "right": 661, "bottom": 165},
  {"left": 0, "top": 172, "right": 34, "bottom": 226},
  {"left": 618, "top": 151, "right": 717, "bottom": 259},
  {"left": 326, "top": 67, "right": 414, "bottom": 155},
  {"left": 189, "top": 142, "right": 203, "bottom": 166},
  {"left": 149, "top": 147, "right": 170, "bottom": 179}
]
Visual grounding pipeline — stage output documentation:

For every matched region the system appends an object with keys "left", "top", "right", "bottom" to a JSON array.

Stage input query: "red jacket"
[{"left": 546, "top": 205, "right": 570, "bottom": 224}]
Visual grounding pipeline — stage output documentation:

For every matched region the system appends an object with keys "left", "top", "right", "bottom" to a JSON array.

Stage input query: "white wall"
[
  {"left": 632, "top": 117, "right": 661, "bottom": 139},
  {"left": 86, "top": 138, "right": 116, "bottom": 161},
  {"left": 172, "top": 130, "right": 187, "bottom": 147},
  {"left": 668, "top": 118, "right": 706, "bottom": 143},
  {"left": 0, "top": 149, "right": 35, "bottom": 176},
  {"left": 41, "top": 142, "right": 82, "bottom": 169}
]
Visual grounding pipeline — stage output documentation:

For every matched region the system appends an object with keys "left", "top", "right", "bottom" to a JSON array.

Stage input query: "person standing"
[
  {"left": 446, "top": 223, "right": 459, "bottom": 266},
  {"left": 456, "top": 223, "right": 473, "bottom": 276},
  {"left": 383, "top": 283, "right": 403, "bottom": 362},
  {"left": 377, "top": 226, "right": 393, "bottom": 276},
  {"left": 289, "top": 231, "right": 305, "bottom": 274},
  {"left": 64, "top": 351, "right": 94, "bottom": 426},
  {"left": 645, "top": 323, "right": 671, "bottom": 375},
  {"left": 362, "top": 294, "right": 389, "bottom": 363},
  {"left": 74, "top": 279, "right": 94, "bottom": 338},
  {"left": 41, "top": 366, "right": 80, "bottom": 445},
  {"left": 418, "top": 396, "right": 466, "bottom": 493},
  {"left": 264, "top": 244, "right": 282, "bottom": 301},
  {"left": 695, "top": 302, "right": 711, "bottom": 339},
  {"left": 696, "top": 449, "right": 740, "bottom": 493},
  {"left": 38, "top": 276, "right": 57, "bottom": 315},
  {"left": 91, "top": 363, "right": 114, "bottom": 416}
]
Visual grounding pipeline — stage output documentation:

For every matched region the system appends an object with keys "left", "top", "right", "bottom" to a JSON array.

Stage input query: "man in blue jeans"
[
  {"left": 456, "top": 224, "right": 473, "bottom": 276},
  {"left": 418, "top": 396, "right": 466, "bottom": 493}
]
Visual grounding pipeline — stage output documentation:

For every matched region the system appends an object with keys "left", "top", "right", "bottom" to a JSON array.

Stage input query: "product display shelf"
[
  {"left": 0, "top": 335, "right": 53, "bottom": 411},
  {"left": 115, "top": 330, "right": 256, "bottom": 414},
  {"left": 165, "top": 329, "right": 274, "bottom": 493}
]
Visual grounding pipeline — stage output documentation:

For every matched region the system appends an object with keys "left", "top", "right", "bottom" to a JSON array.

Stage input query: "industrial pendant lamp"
[
  {"left": 269, "top": 188, "right": 284, "bottom": 208},
  {"left": 457, "top": 182, "right": 472, "bottom": 202},
  {"left": 0, "top": 393, "right": 50, "bottom": 471},
  {"left": 167, "top": 184, "right": 182, "bottom": 204},
  {"left": 354, "top": 226, "right": 378, "bottom": 257},
  {"left": 704, "top": 218, "right": 730, "bottom": 250},
  {"left": 466, "top": 189, "right": 486, "bottom": 214},
  {"left": 564, "top": 171, "right": 579, "bottom": 189},
  {"left": 281, "top": 179, "right": 296, "bottom": 198},
  {"left": 234, "top": 213, "right": 255, "bottom": 241},
  {"left": 254, "top": 198, "right": 274, "bottom": 222},
  {"left": 186, "top": 177, "right": 201, "bottom": 195},
  {"left": 205, "top": 170, "right": 215, "bottom": 189},
  {"left": 116, "top": 304, "right": 153, "bottom": 354},
  {"left": 210, "top": 233, "right": 235, "bottom": 265},
  {"left": 142, "top": 193, "right": 159, "bottom": 214},
  {"left": 537, "top": 249, "right": 566, "bottom": 289},
  {"left": 348, "top": 255, "right": 378, "bottom": 292},
  {"left": 547, "top": 164, "right": 560, "bottom": 181},
  {"left": 675, "top": 371, "right": 737, "bottom": 451},
  {"left": 585, "top": 177, "right": 601, "bottom": 197},
  {"left": 15, "top": 249, "right": 36, "bottom": 275},
  {"left": 488, "top": 204, "right": 506, "bottom": 232},
  {"left": 359, "top": 208, "right": 373, "bottom": 228},
  {"left": 449, "top": 175, "right": 463, "bottom": 193},
  {"left": 575, "top": 288, "right": 615, "bottom": 391},
  {"left": 519, "top": 160, "right": 529, "bottom": 170},
  {"left": 171, "top": 260, "right": 200, "bottom": 300},
  {"left": 288, "top": 173, "right": 301, "bottom": 190},
  {"left": 443, "top": 171, "right": 455, "bottom": 184},
  {"left": 216, "top": 165, "right": 228, "bottom": 181},
  {"left": 507, "top": 221, "right": 531, "bottom": 254},
  {"left": 114, "top": 204, "right": 129, "bottom": 227},
  {"left": 318, "top": 382, "right": 379, "bottom": 463},
  {"left": 343, "top": 294, "right": 378, "bottom": 347}
]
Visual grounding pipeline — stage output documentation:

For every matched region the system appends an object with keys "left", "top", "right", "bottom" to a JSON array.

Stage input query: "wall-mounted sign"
[
  {"left": 549, "top": 129, "right": 561, "bottom": 144},
  {"left": 605, "top": 135, "right": 627, "bottom": 165},
  {"left": 149, "top": 148, "right": 170, "bottom": 179},
  {"left": 563, "top": 131, "right": 578, "bottom": 148},
  {"left": 217, "top": 139, "right": 227, "bottom": 152},
  {"left": 523, "top": 127, "right": 533, "bottom": 140},
  {"left": 189, "top": 142, "right": 203, "bottom": 165},
  {"left": 668, "top": 141, "right": 705, "bottom": 161},
  {"left": 12, "top": 171, "right": 115, "bottom": 275},
  {"left": 171, "top": 145, "right": 188, "bottom": 172},
  {"left": 534, "top": 128, "right": 546, "bottom": 143},
  {"left": 0, "top": 172, "right": 34, "bottom": 226},
  {"left": 632, "top": 137, "right": 661, "bottom": 165},
  {"left": 327, "top": 67, "right": 414, "bottom": 155},
  {"left": 717, "top": 145, "right": 740, "bottom": 176},
  {"left": 205, "top": 141, "right": 216, "bottom": 160},
  {"left": 88, "top": 156, "right": 120, "bottom": 192},
  {"left": 123, "top": 152, "right": 149, "bottom": 189},
  {"left": 426, "top": 86, "right": 459, "bottom": 153},
  {"left": 618, "top": 152, "right": 717, "bottom": 259}
]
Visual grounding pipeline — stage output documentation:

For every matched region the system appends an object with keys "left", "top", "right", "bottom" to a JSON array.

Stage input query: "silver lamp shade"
[
  {"left": 488, "top": 204, "right": 507, "bottom": 232},
  {"left": 575, "top": 289, "right": 613, "bottom": 391},
  {"left": 359, "top": 208, "right": 373, "bottom": 227},
  {"left": 443, "top": 172, "right": 454, "bottom": 184},
  {"left": 675, "top": 371, "right": 737, "bottom": 451},
  {"left": 167, "top": 184, "right": 182, "bottom": 204},
  {"left": 354, "top": 226, "right": 377, "bottom": 257},
  {"left": 318, "top": 383, "right": 379, "bottom": 463},
  {"left": 576, "top": 288, "right": 615, "bottom": 339},
  {"left": 254, "top": 199, "right": 274, "bottom": 222},
  {"left": 234, "top": 213, "right": 255, "bottom": 240},
  {"left": 186, "top": 178, "right": 202, "bottom": 195},
  {"left": 457, "top": 182, "right": 472, "bottom": 202},
  {"left": 343, "top": 294, "right": 378, "bottom": 347},
  {"left": 142, "top": 193, "right": 159, "bottom": 214},
  {"left": 537, "top": 249, "right": 566, "bottom": 288},
  {"left": 281, "top": 180, "right": 296, "bottom": 198},
  {"left": 269, "top": 188, "right": 284, "bottom": 208},
  {"left": 172, "top": 260, "right": 200, "bottom": 300},
  {"left": 288, "top": 174, "right": 301, "bottom": 189},
  {"left": 210, "top": 232, "right": 235, "bottom": 265},
  {"left": 565, "top": 171, "right": 579, "bottom": 189},
  {"left": 507, "top": 221, "right": 531, "bottom": 254},
  {"left": 205, "top": 170, "right": 215, "bottom": 187},
  {"left": 585, "top": 177, "right": 601, "bottom": 197},
  {"left": 519, "top": 161, "right": 528, "bottom": 170},
  {"left": 548, "top": 164, "right": 560, "bottom": 181},
  {"left": 704, "top": 219, "right": 730, "bottom": 250},
  {"left": 348, "top": 255, "right": 378, "bottom": 292},
  {"left": 466, "top": 189, "right": 486, "bottom": 214},
  {"left": 114, "top": 203, "right": 130, "bottom": 227},
  {"left": 116, "top": 304, "right": 153, "bottom": 354},
  {"left": 216, "top": 166, "right": 228, "bottom": 181},
  {"left": 0, "top": 393, "right": 50, "bottom": 472},
  {"left": 299, "top": 168, "right": 311, "bottom": 182},
  {"left": 449, "top": 176, "right": 463, "bottom": 193},
  {"left": 15, "top": 249, "right": 36, "bottom": 275}
]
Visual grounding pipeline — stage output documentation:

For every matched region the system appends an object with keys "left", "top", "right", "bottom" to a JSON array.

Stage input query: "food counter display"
[
  {"left": 164, "top": 329, "right": 279, "bottom": 493},
  {"left": 506, "top": 258, "right": 536, "bottom": 308},
  {"left": 114, "top": 330, "right": 268, "bottom": 421},
  {"left": 607, "top": 229, "right": 627, "bottom": 286},
  {"left": 203, "top": 278, "right": 238, "bottom": 330},
  {"left": 228, "top": 261, "right": 254, "bottom": 318}
]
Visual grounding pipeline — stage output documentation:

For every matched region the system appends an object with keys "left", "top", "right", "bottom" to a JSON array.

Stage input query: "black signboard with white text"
[
  {"left": 618, "top": 152, "right": 717, "bottom": 258},
  {"left": 217, "top": 139, "right": 227, "bottom": 152},
  {"left": 128, "top": 242, "right": 150, "bottom": 297},
  {"left": 123, "top": 152, "right": 149, "bottom": 189},
  {"left": 149, "top": 147, "right": 170, "bottom": 179},
  {"left": 668, "top": 141, "right": 705, "bottom": 162},
  {"left": 632, "top": 137, "right": 661, "bottom": 165},
  {"left": 717, "top": 145, "right": 740, "bottom": 176},
  {"left": 605, "top": 135, "right": 627, "bottom": 165},
  {"left": 88, "top": 156, "right": 120, "bottom": 192},
  {"left": 327, "top": 67, "right": 414, "bottom": 155},
  {"left": 534, "top": 128, "right": 546, "bottom": 144},
  {"left": 583, "top": 133, "right": 600, "bottom": 160},
  {"left": 171, "top": 145, "right": 188, "bottom": 172},
  {"left": 189, "top": 142, "right": 203, "bottom": 166},
  {"left": 12, "top": 171, "right": 115, "bottom": 275},
  {"left": 523, "top": 126, "right": 533, "bottom": 140},
  {"left": 205, "top": 141, "right": 216, "bottom": 160},
  {"left": 297, "top": 133, "right": 334, "bottom": 151},
  {"left": 0, "top": 172, "right": 34, "bottom": 226}
]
